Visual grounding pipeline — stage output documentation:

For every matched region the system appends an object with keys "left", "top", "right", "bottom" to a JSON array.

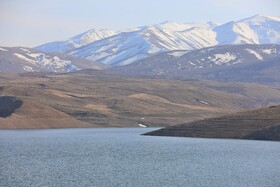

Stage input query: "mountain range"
[
  {"left": 36, "top": 14, "right": 280, "bottom": 66},
  {"left": 0, "top": 14, "right": 279, "bottom": 84}
]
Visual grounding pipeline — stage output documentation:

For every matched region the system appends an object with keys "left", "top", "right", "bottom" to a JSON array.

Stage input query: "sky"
[{"left": 0, "top": 0, "right": 279, "bottom": 47}]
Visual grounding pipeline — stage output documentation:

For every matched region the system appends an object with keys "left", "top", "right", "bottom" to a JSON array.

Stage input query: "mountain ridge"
[{"left": 109, "top": 44, "right": 280, "bottom": 83}]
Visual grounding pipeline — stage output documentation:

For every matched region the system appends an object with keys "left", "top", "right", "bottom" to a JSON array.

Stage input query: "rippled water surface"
[{"left": 1, "top": 128, "right": 280, "bottom": 187}]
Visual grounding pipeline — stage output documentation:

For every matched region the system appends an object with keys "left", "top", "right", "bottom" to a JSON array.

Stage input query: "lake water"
[{"left": 0, "top": 128, "right": 280, "bottom": 187}]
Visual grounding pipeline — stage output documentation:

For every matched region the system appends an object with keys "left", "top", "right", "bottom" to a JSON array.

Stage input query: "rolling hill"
[
  {"left": 144, "top": 105, "right": 280, "bottom": 141},
  {"left": 1, "top": 71, "right": 280, "bottom": 129}
]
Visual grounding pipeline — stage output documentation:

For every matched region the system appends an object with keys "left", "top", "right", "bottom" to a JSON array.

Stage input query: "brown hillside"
[
  {"left": 144, "top": 105, "right": 280, "bottom": 141},
  {"left": 1, "top": 71, "right": 280, "bottom": 129}
]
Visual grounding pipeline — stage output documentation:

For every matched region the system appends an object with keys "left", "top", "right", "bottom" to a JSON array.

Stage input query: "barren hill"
[{"left": 144, "top": 105, "right": 280, "bottom": 141}]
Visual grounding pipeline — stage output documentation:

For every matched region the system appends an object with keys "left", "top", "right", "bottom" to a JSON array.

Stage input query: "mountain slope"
[
  {"left": 214, "top": 21, "right": 259, "bottom": 44},
  {"left": 109, "top": 44, "right": 280, "bottom": 83},
  {"left": 0, "top": 47, "right": 107, "bottom": 73}
]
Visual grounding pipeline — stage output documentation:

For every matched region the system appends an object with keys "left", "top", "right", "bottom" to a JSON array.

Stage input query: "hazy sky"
[{"left": 0, "top": 0, "right": 279, "bottom": 47}]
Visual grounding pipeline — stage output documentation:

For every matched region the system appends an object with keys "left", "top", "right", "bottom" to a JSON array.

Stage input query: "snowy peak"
[
  {"left": 214, "top": 15, "right": 280, "bottom": 46},
  {"left": 35, "top": 29, "right": 117, "bottom": 53},
  {"left": 239, "top": 14, "right": 280, "bottom": 44},
  {"left": 241, "top": 14, "right": 280, "bottom": 23},
  {"left": 71, "top": 31, "right": 154, "bottom": 66},
  {"left": 69, "top": 29, "right": 118, "bottom": 47},
  {"left": 155, "top": 21, "right": 214, "bottom": 31}
]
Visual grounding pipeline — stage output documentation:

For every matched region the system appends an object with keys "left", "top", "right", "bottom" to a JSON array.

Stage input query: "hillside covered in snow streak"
[
  {"left": 109, "top": 44, "right": 280, "bottom": 83},
  {"left": 0, "top": 47, "right": 107, "bottom": 73}
]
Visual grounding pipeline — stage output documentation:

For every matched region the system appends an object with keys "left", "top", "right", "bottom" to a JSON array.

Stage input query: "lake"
[{"left": 0, "top": 128, "right": 280, "bottom": 187}]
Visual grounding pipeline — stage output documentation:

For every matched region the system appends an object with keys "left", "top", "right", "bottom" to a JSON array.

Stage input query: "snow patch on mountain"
[
  {"left": 147, "top": 46, "right": 162, "bottom": 54},
  {"left": 262, "top": 48, "right": 276, "bottom": 54},
  {"left": 0, "top": 46, "right": 107, "bottom": 73},
  {"left": 48, "top": 56, "right": 77, "bottom": 72},
  {"left": 0, "top": 47, "right": 8, "bottom": 51},
  {"left": 168, "top": 51, "right": 189, "bottom": 57},
  {"left": 14, "top": 53, "right": 37, "bottom": 65},
  {"left": 14, "top": 50, "right": 79, "bottom": 72},
  {"left": 22, "top": 65, "right": 34, "bottom": 72},
  {"left": 245, "top": 49, "right": 263, "bottom": 60},
  {"left": 20, "top": 48, "right": 30, "bottom": 53},
  {"left": 212, "top": 53, "right": 237, "bottom": 65},
  {"left": 197, "top": 100, "right": 209, "bottom": 105}
]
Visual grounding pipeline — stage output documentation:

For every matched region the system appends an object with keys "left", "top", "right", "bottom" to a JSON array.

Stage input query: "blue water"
[{"left": 0, "top": 128, "right": 280, "bottom": 187}]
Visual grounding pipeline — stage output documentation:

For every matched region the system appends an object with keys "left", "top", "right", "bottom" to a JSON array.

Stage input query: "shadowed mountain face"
[
  {"left": 110, "top": 44, "right": 280, "bottom": 83},
  {"left": 1, "top": 71, "right": 280, "bottom": 129},
  {"left": 0, "top": 96, "right": 23, "bottom": 117},
  {"left": 144, "top": 105, "right": 280, "bottom": 141}
]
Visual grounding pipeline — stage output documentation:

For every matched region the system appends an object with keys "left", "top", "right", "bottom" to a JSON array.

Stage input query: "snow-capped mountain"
[
  {"left": 36, "top": 15, "right": 280, "bottom": 66},
  {"left": 0, "top": 47, "right": 107, "bottom": 73},
  {"left": 35, "top": 29, "right": 117, "bottom": 53},
  {"left": 241, "top": 15, "right": 280, "bottom": 44},
  {"left": 214, "top": 15, "right": 280, "bottom": 45},
  {"left": 109, "top": 44, "right": 280, "bottom": 83},
  {"left": 70, "top": 22, "right": 218, "bottom": 66}
]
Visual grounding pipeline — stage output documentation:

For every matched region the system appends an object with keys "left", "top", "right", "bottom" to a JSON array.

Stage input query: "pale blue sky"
[{"left": 0, "top": 0, "right": 279, "bottom": 47}]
